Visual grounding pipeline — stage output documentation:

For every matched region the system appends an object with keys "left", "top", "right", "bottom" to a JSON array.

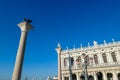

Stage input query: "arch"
[
  {"left": 88, "top": 75, "right": 94, "bottom": 80},
  {"left": 72, "top": 74, "right": 77, "bottom": 80},
  {"left": 111, "top": 52, "right": 117, "bottom": 62},
  {"left": 97, "top": 72, "right": 103, "bottom": 80},
  {"left": 80, "top": 74, "right": 85, "bottom": 80},
  {"left": 64, "top": 58, "right": 68, "bottom": 67},
  {"left": 71, "top": 57, "right": 74, "bottom": 66},
  {"left": 107, "top": 73, "right": 113, "bottom": 80},
  {"left": 94, "top": 54, "right": 98, "bottom": 64},
  {"left": 117, "top": 73, "right": 120, "bottom": 80},
  {"left": 102, "top": 53, "right": 107, "bottom": 63}
]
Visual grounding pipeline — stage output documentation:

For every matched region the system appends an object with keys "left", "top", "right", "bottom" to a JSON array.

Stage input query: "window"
[
  {"left": 64, "top": 58, "right": 67, "bottom": 67},
  {"left": 102, "top": 53, "right": 107, "bottom": 63},
  {"left": 94, "top": 55, "right": 98, "bottom": 64},
  {"left": 82, "top": 53, "right": 86, "bottom": 57},
  {"left": 111, "top": 52, "right": 117, "bottom": 62},
  {"left": 71, "top": 58, "right": 74, "bottom": 66}
]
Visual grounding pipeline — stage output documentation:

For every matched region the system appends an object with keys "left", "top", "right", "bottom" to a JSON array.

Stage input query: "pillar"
[
  {"left": 106, "top": 52, "right": 112, "bottom": 64},
  {"left": 93, "top": 72, "right": 97, "bottom": 80},
  {"left": 69, "top": 73, "right": 72, "bottom": 80},
  {"left": 77, "top": 73, "right": 79, "bottom": 80},
  {"left": 102, "top": 71, "right": 107, "bottom": 80},
  {"left": 116, "top": 51, "right": 120, "bottom": 62},
  {"left": 62, "top": 74, "right": 64, "bottom": 80},
  {"left": 113, "top": 71, "right": 118, "bottom": 80},
  {"left": 56, "top": 43, "right": 62, "bottom": 80},
  {"left": 12, "top": 19, "right": 33, "bottom": 80},
  {"left": 98, "top": 53, "right": 103, "bottom": 65}
]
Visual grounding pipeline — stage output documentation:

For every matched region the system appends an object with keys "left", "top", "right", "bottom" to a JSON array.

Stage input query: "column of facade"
[
  {"left": 102, "top": 71, "right": 107, "bottom": 80},
  {"left": 106, "top": 51, "right": 112, "bottom": 65},
  {"left": 92, "top": 54, "right": 96, "bottom": 67},
  {"left": 93, "top": 72, "right": 97, "bottom": 80},
  {"left": 61, "top": 58, "right": 64, "bottom": 70},
  {"left": 112, "top": 71, "right": 118, "bottom": 80},
  {"left": 69, "top": 73, "right": 72, "bottom": 80},
  {"left": 116, "top": 50, "right": 120, "bottom": 63},
  {"left": 76, "top": 73, "right": 79, "bottom": 80},
  {"left": 79, "top": 73, "right": 82, "bottom": 80},
  {"left": 62, "top": 74, "right": 64, "bottom": 80},
  {"left": 68, "top": 53, "right": 72, "bottom": 80},
  {"left": 98, "top": 53, "right": 103, "bottom": 65}
]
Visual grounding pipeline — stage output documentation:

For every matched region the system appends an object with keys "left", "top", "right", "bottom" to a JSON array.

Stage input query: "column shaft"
[
  {"left": 102, "top": 71, "right": 107, "bottom": 80},
  {"left": 12, "top": 31, "right": 27, "bottom": 80},
  {"left": 77, "top": 73, "right": 79, "bottom": 80},
  {"left": 62, "top": 74, "right": 64, "bottom": 80},
  {"left": 113, "top": 71, "right": 118, "bottom": 80},
  {"left": 58, "top": 53, "right": 62, "bottom": 80},
  {"left": 116, "top": 51, "right": 120, "bottom": 62},
  {"left": 98, "top": 53, "right": 103, "bottom": 64},
  {"left": 93, "top": 72, "right": 97, "bottom": 80},
  {"left": 69, "top": 73, "right": 72, "bottom": 80}
]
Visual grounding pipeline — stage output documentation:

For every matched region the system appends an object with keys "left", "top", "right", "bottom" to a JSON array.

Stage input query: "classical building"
[{"left": 56, "top": 40, "right": 120, "bottom": 80}]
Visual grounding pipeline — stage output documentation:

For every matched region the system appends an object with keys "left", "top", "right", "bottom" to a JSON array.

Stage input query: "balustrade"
[{"left": 62, "top": 61, "right": 120, "bottom": 70}]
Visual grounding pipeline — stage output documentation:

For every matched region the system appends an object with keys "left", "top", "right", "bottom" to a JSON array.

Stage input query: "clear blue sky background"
[{"left": 0, "top": 0, "right": 120, "bottom": 80}]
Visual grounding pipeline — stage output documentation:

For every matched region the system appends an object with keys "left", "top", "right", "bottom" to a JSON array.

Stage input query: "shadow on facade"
[{"left": 72, "top": 74, "right": 77, "bottom": 80}]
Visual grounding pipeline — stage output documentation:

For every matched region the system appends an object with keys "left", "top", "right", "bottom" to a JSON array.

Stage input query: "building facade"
[{"left": 57, "top": 40, "right": 120, "bottom": 80}]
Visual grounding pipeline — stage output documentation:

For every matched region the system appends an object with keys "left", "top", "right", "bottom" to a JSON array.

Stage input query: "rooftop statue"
[{"left": 24, "top": 18, "right": 32, "bottom": 23}]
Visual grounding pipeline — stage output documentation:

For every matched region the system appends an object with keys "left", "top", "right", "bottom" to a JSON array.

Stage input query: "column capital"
[{"left": 18, "top": 21, "right": 33, "bottom": 32}]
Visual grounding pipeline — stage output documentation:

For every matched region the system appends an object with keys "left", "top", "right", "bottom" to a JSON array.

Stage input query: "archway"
[
  {"left": 72, "top": 74, "right": 77, "bottom": 80},
  {"left": 80, "top": 74, "right": 85, "bottom": 80},
  {"left": 97, "top": 72, "right": 103, "bottom": 80},
  {"left": 88, "top": 75, "right": 94, "bottom": 80},
  {"left": 107, "top": 73, "right": 113, "bottom": 80},
  {"left": 117, "top": 73, "right": 120, "bottom": 80}
]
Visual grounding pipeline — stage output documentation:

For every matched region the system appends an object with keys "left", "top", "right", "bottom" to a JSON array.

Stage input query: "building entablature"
[{"left": 61, "top": 41, "right": 120, "bottom": 55}]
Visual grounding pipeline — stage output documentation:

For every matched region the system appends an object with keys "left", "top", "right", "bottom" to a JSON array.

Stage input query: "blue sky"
[{"left": 0, "top": 0, "right": 120, "bottom": 80}]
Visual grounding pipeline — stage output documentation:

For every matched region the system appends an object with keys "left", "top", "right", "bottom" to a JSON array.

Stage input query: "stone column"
[
  {"left": 12, "top": 20, "right": 33, "bottom": 80},
  {"left": 98, "top": 53, "right": 103, "bottom": 64},
  {"left": 62, "top": 73, "right": 64, "bottom": 80},
  {"left": 106, "top": 52, "right": 113, "bottom": 66},
  {"left": 113, "top": 71, "right": 118, "bottom": 80},
  {"left": 68, "top": 73, "right": 72, "bottom": 80},
  {"left": 61, "top": 58, "right": 65, "bottom": 70},
  {"left": 116, "top": 51, "right": 120, "bottom": 62},
  {"left": 77, "top": 73, "right": 79, "bottom": 80},
  {"left": 68, "top": 54, "right": 72, "bottom": 80},
  {"left": 102, "top": 71, "right": 107, "bottom": 80},
  {"left": 56, "top": 43, "right": 62, "bottom": 80},
  {"left": 93, "top": 72, "right": 97, "bottom": 80}
]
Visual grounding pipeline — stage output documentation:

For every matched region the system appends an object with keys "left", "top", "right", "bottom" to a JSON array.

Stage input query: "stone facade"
[{"left": 58, "top": 40, "right": 120, "bottom": 80}]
